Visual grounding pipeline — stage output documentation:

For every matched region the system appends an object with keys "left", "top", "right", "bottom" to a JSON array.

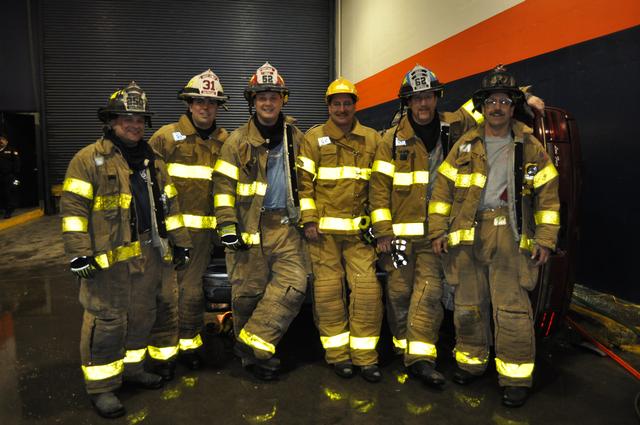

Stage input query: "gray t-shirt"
[
  {"left": 479, "top": 134, "right": 512, "bottom": 210},
  {"left": 263, "top": 141, "right": 287, "bottom": 209}
]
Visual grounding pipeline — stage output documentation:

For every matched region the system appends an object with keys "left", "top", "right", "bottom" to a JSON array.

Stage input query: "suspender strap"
[
  {"left": 514, "top": 137, "right": 523, "bottom": 235},
  {"left": 285, "top": 125, "right": 300, "bottom": 207},
  {"left": 440, "top": 122, "right": 450, "bottom": 157}
]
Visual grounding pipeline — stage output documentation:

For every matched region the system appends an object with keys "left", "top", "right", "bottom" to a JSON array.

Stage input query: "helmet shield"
[
  {"left": 398, "top": 64, "right": 444, "bottom": 100},
  {"left": 98, "top": 81, "right": 153, "bottom": 126},
  {"left": 178, "top": 69, "right": 228, "bottom": 103},
  {"left": 472, "top": 65, "right": 524, "bottom": 110},
  {"left": 243, "top": 62, "right": 289, "bottom": 103}
]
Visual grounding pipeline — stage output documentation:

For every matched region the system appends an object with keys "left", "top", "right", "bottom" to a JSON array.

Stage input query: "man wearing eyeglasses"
[
  {"left": 429, "top": 66, "right": 560, "bottom": 407},
  {"left": 297, "top": 77, "right": 383, "bottom": 383},
  {"left": 148, "top": 70, "right": 229, "bottom": 380}
]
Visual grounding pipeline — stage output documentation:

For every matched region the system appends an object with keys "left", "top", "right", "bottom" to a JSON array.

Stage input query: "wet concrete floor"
[{"left": 0, "top": 215, "right": 638, "bottom": 424}]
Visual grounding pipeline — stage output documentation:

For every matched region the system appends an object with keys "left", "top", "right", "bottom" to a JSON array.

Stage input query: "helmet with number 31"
[
  {"left": 398, "top": 64, "right": 444, "bottom": 102},
  {"left": 178, "top": 69, "right": 228, "bottom": 104},
  {"left": 243, "top": 62, "right": 289, "bottom": 104}
]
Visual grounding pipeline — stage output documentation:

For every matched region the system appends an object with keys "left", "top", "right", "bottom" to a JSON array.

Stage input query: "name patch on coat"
[
  {"left": 395, "top": 138, "right": 406, "bottom": 146},
  {"left": 318, "top": 136, "right": 332, "bottom": 147},
  {"left": 94, "top": 155, "right": 104, "bottom": 166},
  {"left": 459, "top": 143, "right": 471, "bottom": 153},
  {"left": 172, "top": 132, "right": 187, "bottom": 142}
]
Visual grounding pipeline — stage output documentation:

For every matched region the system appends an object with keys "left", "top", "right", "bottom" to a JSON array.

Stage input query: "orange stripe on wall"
[{"left": 355, "top": 0, "right": 640, "bottom": 110}]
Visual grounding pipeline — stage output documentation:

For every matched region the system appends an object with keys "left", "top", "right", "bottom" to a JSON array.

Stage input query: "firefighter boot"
[
  {"left": 408, "top": 361, "right": 445, "bottom": 387},
  {"left": 153, "top": 360, "right": 176, "bottom": 381},
  {"left": 502, "top": 386, "right": 529, "bottom": 407},
  {"left": 334, "top": 361, "right": 355, "bottom": 379},
  {"left": 452, "top": 366, "right": 481, "bottom": 385},
  {"left": 233, "top": 342, "right": 280, "bottom": 381},
  {"left": 124, "top": 371, "right": 164, "bottom": 389},
  {"left": 90, "top": 392, "right": 125, "bottom": 419},
  {"left": 360, "top": 364, "right": 382, "bottom": 383},
  {"left": 179, "top": 350, "right": 204, "bottom": 370}
]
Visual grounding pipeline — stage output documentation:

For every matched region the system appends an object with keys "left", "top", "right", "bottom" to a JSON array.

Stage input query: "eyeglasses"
[
  {"left": 192, "top": 97, "right": 218, "bottom": 106},
  {"left": 329, "top": 101, "right": 354, "bottom": 108},
  {"left": 484, "top": 97, "right": 513, "bottom": 107}
]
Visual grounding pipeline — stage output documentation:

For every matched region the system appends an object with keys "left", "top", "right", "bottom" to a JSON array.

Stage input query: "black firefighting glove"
[
  {"left": 70, "top": 256, "right": 101, "bottom": 279},
  {"left": 218, "top": 223, "right": 247, "bottom": 251},
  {"left": 391, "top": 238, "right": 408, "bottom": 269},
  {"left": 358, "top": 216, "right": 376, "bottom": 245},
  {"left": 172, "top": 246, "right": 190, "bottom": 271}
]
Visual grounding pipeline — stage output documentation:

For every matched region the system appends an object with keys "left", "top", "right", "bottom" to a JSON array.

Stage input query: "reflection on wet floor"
[{"left": 1, "top": 218, "right": 639, "bottom": 424}]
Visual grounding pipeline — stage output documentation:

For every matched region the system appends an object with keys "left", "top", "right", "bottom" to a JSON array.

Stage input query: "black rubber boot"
[
  {"left": 233, "top": 342, "right": 280, "bottom": 381},
  {"left": 153, "top": 360, "right": 176, "bottom": 381},
  {"left": 502, "top": 386, "right": 529, "bottom": 407},
  {"left": 179, "top": 351, "right": 204, "bottom": 370},
  {"left": 452, "top": 366, "right": 480, "bottom": 385},
  {"left": 90, "top": 392, "right": 125, "bottom": 419},
  {"left": 124, "top": 371, "right": 163, "bottom": 389},
  {"left": 360, "top": 364, "right": 382, "bottom": 383},
  {"left": 408, "top": 361, "right": 445, "bottom": 387},
  {"left": 334, "top": 362, "right": 355, "bottom": 379}
]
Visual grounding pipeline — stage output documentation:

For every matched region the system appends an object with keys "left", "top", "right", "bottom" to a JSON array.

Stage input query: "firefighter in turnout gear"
[
  {"left": 0, "top": 133, "right": 21, "bottom": 218},
  {"left": 369, "top": 64, "right": 478, "bottom": 386},
  {"left": 61, "top": 82, "right": 192, "bottom": 418},
  {"left": 298, "top": 77, "right": 383, "bottom": 382},
  {"left": 213, "top": 62, "right": 307, "bottom": 380},
  {"left": 429, "top": 66, "right": 560, "bottom": 407},
  {"left": 148, "top": 70, "right": 229, "bottom": 380}
]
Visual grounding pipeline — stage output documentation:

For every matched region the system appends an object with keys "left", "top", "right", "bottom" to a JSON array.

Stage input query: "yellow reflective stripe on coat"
[
  {"left": 237, "top": 181, "right": 268, "bottom": 197},
  {"left": 182, "top": 214, "right": 217, "bottom": 229},
  {"left": 214, "top": 194, "right": 235, "bottom": 207},
  {"left": 167, "top": 163, "right": 213, "bottom": 180},
  {"left": 62, "top": 216, "right": 88, "bottom": 232},
  {"left": 300, "top": 197, "right": 317, "bottom": 211},
  {"left": 92, "top": 194, "right": 132, "bottom": 211},
  {"left": 456, "top": 173, "right": 486, "bottom": 188},
  {"left": 81, "top": 359, "right": 124, "bottom": 381},
  {"left": 408, "top": 341, "right": 437, "bottom": 357},
  {"left": 448, "top": 228, "right": 475, "bottom": 246},
  {"left": 438, "top": 161, "right": 458, "bottom": 182},
  {"left": 495, "top": 358, "right": 534, "bottom": 378},
  {"left": 213, "top": 159, "right": 239, "bottom": 180},
  {"left": 242, "top": 232, "right": 261, "bottom": 246},
  {"left": 393, "top": 171, "right": 429, "bottom": 186},
  {"left": 179, "top": 334, "right": 203, "bottom": 351},
  {"left": 350, "top": 336, "right": 379, "bottom": 350},
  {"left": 533, "top": 163, "right": 558, "bottom": 188},
  {"left": 317, "top": 166, "right": 371, "bottom": 181},
  {"left": 462, "top": 98, "right": 485, "bottom": 124},
  {"left": 297, "top": 155, "right": 316, "bottom": 176},
  {"left": 372, "top": 160, "right": 395, "bottom": 177},
  {"left": 148, "top": 345, "right": 179, "bottom": 360},
  {"left": 393, "top": 222, "right": 424, "bottom": 236},
  {"left": 319, "top": 216, "right": 364, "bottom": 232},
  {"left": 392, "top": 337, "right": 407, "bottom": 350},
  {"left": 371, "top": 208, "right": 392, "bottom": 224},
  {"left": 63, "top": 177, "right": 94, "bottom": 199},
  {"left": 455, "top": 350, "right": 488, "bottom": 365},
  {"left": 535, "top": 210, "right": 560, "bottom": 225},
  {"left": 428, "top": 201, "right": 452, "bottom": 216},
  {"left": 164, "top": 184, "right": 178, "bottom": 199},
  {"left": 320, "top": 331, "right": 350, "bottom": 349},
  {"left": 94, "top": 241, "right": 142, "bottom": 269},
  {"left": 165, "top": 214, "right": 185, "bottom": 231},
  {"left": 239, "top": 328, "right": 275, "bottom": 354},
  {"left": 123, "top": 348, "right": 147, "bottom": 364},
  {"left": 519, "top": 234, "right": 535, "bottom": 252}
]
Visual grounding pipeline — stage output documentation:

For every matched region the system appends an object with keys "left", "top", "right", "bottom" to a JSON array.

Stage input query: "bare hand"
[
  {"left": 304, "top": 222, "right": 320, "bottom": 242},
  {"left": 531, "top": 245, "right": 550, "bottom": 266},
  {"left": 526, "top": 95, "right": 545, "bottom": 114},
  {"left": 432, "top": 236, "right": 448, "bottom": 256},
  {"left": 377, "top": 236, "right": 393, "bottom": 253}
]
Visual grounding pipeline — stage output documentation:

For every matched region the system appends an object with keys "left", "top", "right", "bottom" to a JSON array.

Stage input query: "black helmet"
[
  {"left": 98, "top": 81, "right": 153, "bottom": 126},
  {"left": 398, "top": 64, "right": 444, "bottom": 102},
  {"left": 472, "top": 65, "right": 524, "bottom": 111}
]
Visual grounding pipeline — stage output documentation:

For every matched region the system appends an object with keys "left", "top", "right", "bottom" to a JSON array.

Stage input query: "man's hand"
[
  {"left": 173, "top": 246, "right": 190, "bottom": 271},
  {"left": 526, "top": 95, "right": 545, "bottom": 114},
  {"left": 70, "top": 256, "right": 101, "bottom": 279},
  {"left": 376, "top": 236, "right": 393, "bottom": 253},
  {"left": 531, "top": 245, "right": 551, "bottom": 266},
  {"left": 218, "top": 223, "right": 247, "bottom": 251},
  {"left": 303, "top": 222, "right": 320, "bottom": 242},
  {"left": 432, "top": 236, "right": 448, "bottom": 256}
]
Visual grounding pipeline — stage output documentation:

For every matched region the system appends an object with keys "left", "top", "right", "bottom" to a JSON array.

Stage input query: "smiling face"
[
  {"left": 188, "top": 97, "right": 219, "bottom": 129},
  {"left": 111, "top": 114, "right": 145, "bottom": 144},
  {"left": 408, "top": 91, "right": 438, "bottom": 125},
  {"left": 482, "top": 92, "right": 515, "bottom": 131},
  {"left": 254, "top": 91, "right": 283, "bottom": 126},
  {"left": 327, "top": 93, "right": 356, "bottom": 131}
]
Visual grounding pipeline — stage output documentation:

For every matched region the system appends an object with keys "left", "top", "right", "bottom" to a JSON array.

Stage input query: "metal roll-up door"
[{"left": 40, "top": 0, "right": 333, "bottom": 185}]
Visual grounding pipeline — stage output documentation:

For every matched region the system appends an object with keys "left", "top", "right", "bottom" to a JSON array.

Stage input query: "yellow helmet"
[{"left": 325, "top": 77, "right": 358, "bottom": 103}]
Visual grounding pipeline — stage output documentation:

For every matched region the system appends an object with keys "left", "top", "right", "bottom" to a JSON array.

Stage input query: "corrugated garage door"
[{"left": 40, "top": 0, "right": 333, "bottom": 184}]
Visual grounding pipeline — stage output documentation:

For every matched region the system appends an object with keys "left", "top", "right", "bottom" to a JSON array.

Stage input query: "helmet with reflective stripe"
[
  {"left": 98, "top": 81, "right": 153, "bottom": 126},
  {"left": 472, "top": 64, "right": 524, "bottom": 110},
  {"left": 178, "top": 69, "right": 228, "bottom": 103},
  {"left": 325, "top": 77, "right": 358, "bottom": 103},
  {"left": 243, "top": 62, "right": 289, "bottom": 104},
  {"left": 398, "top": 64, "right": 444, "bottom": 100}
]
